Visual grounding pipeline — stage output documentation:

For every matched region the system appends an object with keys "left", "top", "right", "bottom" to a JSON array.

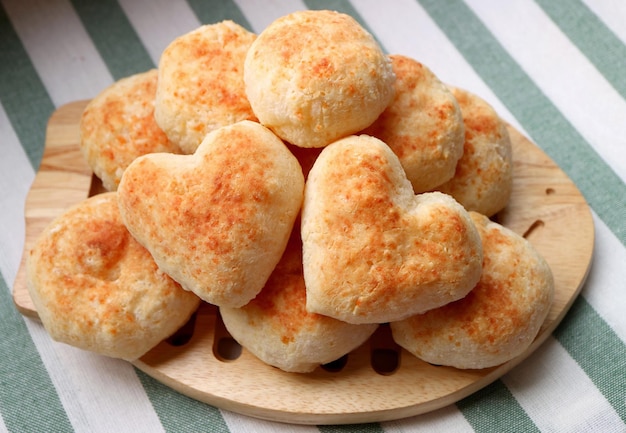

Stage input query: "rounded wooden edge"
[{"left": 13, "top": 102, "right": 595, "bottom": 425}]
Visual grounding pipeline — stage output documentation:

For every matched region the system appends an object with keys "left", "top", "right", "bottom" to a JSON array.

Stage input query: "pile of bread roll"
[{"left": 27, "top": 10, "right": 554, "bottom": 373}]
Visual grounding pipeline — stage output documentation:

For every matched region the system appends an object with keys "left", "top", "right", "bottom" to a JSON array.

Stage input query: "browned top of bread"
[
  {"left": 435, "top": 87, "right": 513, "bottom": 216},
  {"left": 301, "top": 135, "right": 483, "bottom": 324},
  {"left": 363, "top": 55, "right": 465, "bottom": 193},
  {"left": 26, "top": 192, "right": 200, "bottom": 361},
  {"left": 117, "top": 120, "right": 305, "bottom": 308},
  {"left": 220, "top": 227, "right": 377, "bottom": 373},
  {"left": 80, "top": 69, "right": 181, "bottom": 191},
  {"left": 244, "top": 10, "right": 395, "bottom": 148},
  {"left": 155, "top": 21, "right": 257, "bottom": 154},
  {"left": 390, "top": 212, "right": 554, "bottom": 369}
]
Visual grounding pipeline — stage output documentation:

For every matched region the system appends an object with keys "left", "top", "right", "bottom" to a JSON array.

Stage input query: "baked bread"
[
  {"left": 155, "top": 21, "right": 257, "bottom": 154},
  {"left": 26, "top": 192, "right": 200, "bottom": 361},
  {"left": 244, "top": 10, "right": 395, "bottom": 148},
  {"left": 435, "top": 87, "right": 513, "bottom": 216},
  {"left": 220, "top": 225, "right": 378, "bottom": 373},
  {"left": 80, "top": 69, "right": 181, "bottom": 191},
  {"left": 363, "top": 55, "right": 465, "bottom": 193},
  {"left": 301, "top": 134, "right": 483, "bottom": 324},
  {"left": 117, "top": 120, "right": 305, "bottom": 307},
  {"left": 390, "top": 212, "right": 554, "bottom": 369}
]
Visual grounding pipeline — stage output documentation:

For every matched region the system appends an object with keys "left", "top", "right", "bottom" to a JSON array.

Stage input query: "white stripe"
[
  {"left": 117, "top": 0, "right": 201, "bottom": 66},
  {"left": 24, "top": 321, "right": 166, "bottom": 433},
  {"left": 581, "top": 212, "right": 626, "bottom": 342},
  {"left": 350, "top": 0, "right": 526, "bottom": 135},
  {"left": 464, "top": 0, "right": 626, "bottom": 182},
  {"left": 234, "top": 0, "right": 307, "bottom": 33},
  {"left": 0, "top": 412, "right": 8, "bottom": 433},
  {"left": 2, "top": 0, "right": 113, "bottom": 106},
  {"left": 0, "top": 102, "right": 34, "bottom": 285},
  {"left": 382, "top": 404, "right": 474, "bottom": 432},
  {"left": 504, "top": 337, "right": 626, "bottom": 432},
  {"left": 221, "top": 409, "right": 319, "bottom": 433},
  {"left": 582, "top": 0, "right": 626, "bottom": 46}
]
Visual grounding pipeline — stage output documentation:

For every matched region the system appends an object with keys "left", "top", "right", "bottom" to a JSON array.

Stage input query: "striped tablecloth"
[{"left": 1, "top": 1, "right": 625, "bottom": 432}]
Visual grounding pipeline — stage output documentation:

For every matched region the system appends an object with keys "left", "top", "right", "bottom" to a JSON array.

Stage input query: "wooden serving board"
[{"left": 13, "top": 100, "right": 594, "bottom": 425}]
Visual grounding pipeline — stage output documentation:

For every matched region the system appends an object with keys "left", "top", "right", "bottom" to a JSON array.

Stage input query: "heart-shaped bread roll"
[
  {"left": 26, "top": 192, "right": 200, "bottom": 361},
  {"left": 155, "top": 21, "right": 257, "bottom": 154},
  {"left": 244, "top": 10, "right": 395, "bottom": 148},
  {"left": 390, "top": 212, "right": 554, "bottom": 369},
  {"left": 435, "top": 87, "right": 513, "bottom": 216},
  {"left": 80, "top": 69, "right": 181, "bottom": 191},
  {"left": 220, "top": 224, "right": 378, "bottom": 373},
  {"left": 363, "top": 55, "right": 465, "bottom": 193},
  {"left": 118, "top": 120, "right": 305, "bottom": 307},
  {"left": 301, "top": 135, "right": 483, "bottom": 324}
]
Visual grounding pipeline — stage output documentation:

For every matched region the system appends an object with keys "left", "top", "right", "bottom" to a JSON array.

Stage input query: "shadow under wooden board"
[{"left": 13, "top": 100, "right": 594, "bottom": 425}]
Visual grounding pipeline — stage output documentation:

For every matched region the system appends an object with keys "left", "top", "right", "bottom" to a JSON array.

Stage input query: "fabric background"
[{"left": 1, "top": 1, "right": 624, "bottom": 432}]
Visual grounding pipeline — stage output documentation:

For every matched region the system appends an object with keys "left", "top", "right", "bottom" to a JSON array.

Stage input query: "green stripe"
[
  {"left": 302, "top": 0, "right": 386, "bottom": 50},
  {"left": 535, "top": 0, "right": 626, "bottom": 101},
  {"left": 70, "top": 0, "right": 154, "bottom": 79},
  {"left": 186, "top": 0, "right": 253, "bottom": 31},
  {"left": 554, "top": 297, "right": 626, "bottom": 424},
  {"left": 319, "top": 424, "right": 385, "bottom": 433},
  {"left": 0, "top": 276, "right": 74, "bottom": 433},
  {"left": 135, "top": 369, "right": 230, "bottom": 433},
  {"left": 0, "top": 5, "right": 55, "bottom": 170},
  {"left": 457, "top": 380, "right": 540, "bottom": 433},
  {"left": 418, "top": 0, "right": 626, "bottom": 247}
]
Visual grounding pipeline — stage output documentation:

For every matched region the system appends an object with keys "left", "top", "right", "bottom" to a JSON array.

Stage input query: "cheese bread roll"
[
  {"left": 26, "top": 192, "right": 200, "bottom": 361},
  {"left": 244, "top": 10, "right": 395, "bottom": 148}
]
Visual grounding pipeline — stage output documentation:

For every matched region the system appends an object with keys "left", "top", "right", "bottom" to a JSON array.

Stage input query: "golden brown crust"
[
  {"left": 80, "top": 69, "right": 181, "bottom": 191},
  {"left": 301, "top": 135, "right": 483, "bottom": 324},
  {"left": 117, "top": 120, "right": 305, "bottom": 307},
  {"left": 435, "top": 87, "right": 513, "bottom": 216},
  {"left": 155, "top": 21, "right": 257, "bottom": 154},
  {"left": 390, "top": 212, "right": 554, "bottom": 369},
  {"left": 244, "top": 10, "right": 395, "bottom": 148},
  {"left": 220, "top": 226, "right": 377, "bottom": 373},
  {"left": 363, "top": 55, "right": 465, "bottom": 193},
  {"left": 26, "top": 192, "right": 200, "bottom": 361}
]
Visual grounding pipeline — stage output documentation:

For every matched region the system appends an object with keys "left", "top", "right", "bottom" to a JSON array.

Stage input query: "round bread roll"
[
  {"left": 155, "top": 21, "right": 257, "bottom": 154},
  {"left": 301, "top": 135, "right": 483, "bottom": 324},
  {"left": 244, "top": 10, "right": 395, "bottom": 148},
  {"left": 220, "top": 227, "right": 378, "bottom": 373},
  {"left": 435, "top": 87, "right": 513, "bottom": 216},
  {"left": 80, "top": 69, "right": 181, "bottom": 191},
  {"left": 363, "top": 55, "right": 465, "bottom": 193},
  {"left": 26, "top": 192, "right": 200, "bottom": 361},
  {"left": 118, "top": 120, "right": 305, "bottom": 308},
  {"left": 390, "top": 212, "right": 554, "bottom": 369}
]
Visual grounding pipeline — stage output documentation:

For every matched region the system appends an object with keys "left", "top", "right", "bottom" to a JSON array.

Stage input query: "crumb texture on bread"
[
  {"left": 26, "top": 192, "right": 200, "bottom": 361},
  {"left": 244, "top": 10, "right": 395, "bottom": 148},
  {"left": 390, "top": 212, "right": 554, "bottom": 369},
  {"left": 301, "top": 135, "right": 483, "bottom": 324},
  {"left": 118, "top": 121, "right": 305, "bottom": 308}
]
